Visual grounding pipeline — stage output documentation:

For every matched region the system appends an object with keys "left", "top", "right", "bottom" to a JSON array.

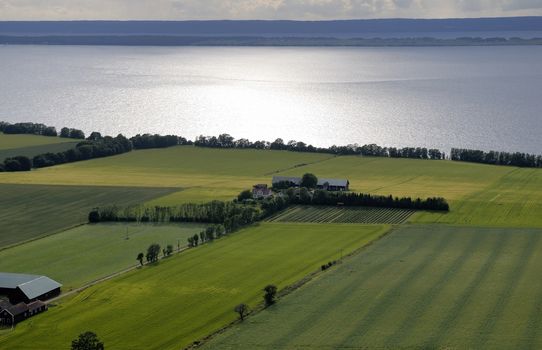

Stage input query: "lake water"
[{"left": 1, "top": 45, "right": 541, "bottom": 153}]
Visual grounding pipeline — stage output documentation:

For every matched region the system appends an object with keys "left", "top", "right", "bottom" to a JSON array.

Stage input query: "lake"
[{"left": 1, "top": 45, "right": 541, "bottom": 153}]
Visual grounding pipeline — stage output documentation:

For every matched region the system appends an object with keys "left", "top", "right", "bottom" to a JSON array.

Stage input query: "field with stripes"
[
  {"left": 267, "top": 205, "right": 415, "bottom": 224},
  {"left": 204, "top": 225, "right": 542, "bottom": 350}
]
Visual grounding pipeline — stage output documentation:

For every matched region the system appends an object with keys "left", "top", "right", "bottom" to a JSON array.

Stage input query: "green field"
[
  {"left": 203, "top": 225, "right": 542, "bottom": 350},
  {"left": 268, "top": 205, "right": 415, "bottom": 224},
  {"left": 0, "top": 132, "right": 74, "bottom": 150},
  {"left": 1, "top": 146, "right": 539, "bottom": 226},
  {"left": 0, "top": 223, "right": 204, "bottom": 290},
  {"left": 0, "top": 184, "right": 178, "bottom": 248},
  {"left": 0, "top": 142, "right": 78, "bottom": 160},
  {"left": 0, "top": 223, "right": 389, "bottom": 350}
]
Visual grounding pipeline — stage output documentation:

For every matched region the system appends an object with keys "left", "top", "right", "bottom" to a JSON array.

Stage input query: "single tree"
[
  {"left": 263, "top": 284, "right": 278, "bottom": 307},
  {"left": 137, "top": 252, "right": 144, "bottom": 266},
  {"left": 237, "top": 189, "right": 253, "bottom": 201},
  {"left": 166, "top": 244, "right": 174, "bottom": 256},
  {"left": 300, "top": 173, "right": 318, "bottom": 189},
  {"left": 234, "top": 303, "right": 250, "bottom": 321},
  {"left": 146, "top": 243, "right": 161, "bottom": 263},
  {"left": 71, "top": 331, "right": 104, "bottom": 350},
  {"left": 193, "top": 234, "right": 199, "bottom": 246}
]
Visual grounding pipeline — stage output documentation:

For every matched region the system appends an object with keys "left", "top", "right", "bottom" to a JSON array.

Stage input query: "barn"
[{"left": 0, "top": 272, "right": 62, "bottom": 304}]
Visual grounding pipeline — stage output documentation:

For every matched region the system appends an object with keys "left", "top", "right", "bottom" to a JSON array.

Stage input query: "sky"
[{"left": 0, "top": 0, "right": 541, "bottom": 20}]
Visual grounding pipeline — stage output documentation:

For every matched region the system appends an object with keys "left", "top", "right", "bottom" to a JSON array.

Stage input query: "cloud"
[{"left": 0, "top": 0, "right": 541, "bottom": 20}]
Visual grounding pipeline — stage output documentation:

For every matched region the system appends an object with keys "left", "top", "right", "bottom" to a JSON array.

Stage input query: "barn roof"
[
  {"left": 318, "top": 178, "right": 349, "bottom": 187},
  {"left": 0, "top": 272, "right": 61, "bottom": 300},
  {"left": 4, "top": 302, "right": 28, "bottom": 317}
]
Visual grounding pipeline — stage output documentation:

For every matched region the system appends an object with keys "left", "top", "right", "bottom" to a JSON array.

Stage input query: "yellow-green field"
[
  {"left": 1, "top": 146, "right": 540, "bottom": 227},
  {"left": 204, "top": 225, "right": 542, "bottom": 350},
  {"left": 0, "top": 223, "right": 389, "bottom": 350}
]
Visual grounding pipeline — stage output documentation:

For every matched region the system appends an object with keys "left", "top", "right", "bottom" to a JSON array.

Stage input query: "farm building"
[
  {"left": 252, "top": 184, "right": 273, "bottom": 199},
  {"left": 272, "top": 176, "right": 349, "bottom": 191},
  {"left": 317, "top": 178, "right": 350, "bottom": 191},
  {"left": 0, "top": 300, "right": 47, "bottom": 326},
  {"left": 0, "top": 272, "right": 61, "bottom": 304}
]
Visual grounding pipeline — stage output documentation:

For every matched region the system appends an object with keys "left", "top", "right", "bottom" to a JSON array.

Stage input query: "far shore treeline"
[{"left": 1, "top": 121, "right": 541, "bottom": 172}]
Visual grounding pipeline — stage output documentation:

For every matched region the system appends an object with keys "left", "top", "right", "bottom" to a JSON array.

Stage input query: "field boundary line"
[
  {"left": 187, "top": 224, "right": 395, "bottom": 350},
  {"left": 0, "top": 223, "right": 87, "bottom": 253},
  {"left": 262, "top": 155, "right": 337, "bottom": 176}
]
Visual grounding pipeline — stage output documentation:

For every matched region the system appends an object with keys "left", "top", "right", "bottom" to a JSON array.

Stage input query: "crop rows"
[{"left": 268, "top": 205, "right": 414, "bottom": 224}]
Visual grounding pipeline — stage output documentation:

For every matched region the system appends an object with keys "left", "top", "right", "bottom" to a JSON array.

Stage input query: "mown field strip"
[
  {"left": 267, "top": 205, "right": 415, "bottom": 224},
  {"left": 203, "top": 225, "right": 542, "bottom": 350},
  {"left": 0, "top": 183, "right": 179, "bottom": 247},
  {"left": 0, "top": 223, "right": 389, "bottom": 350}
]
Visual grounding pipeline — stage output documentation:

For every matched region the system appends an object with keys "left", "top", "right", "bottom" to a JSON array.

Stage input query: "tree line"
[
  {"left": 195, "top": 134, "right": 445, "bottom": 159},
  {"left": 0, "top": 121, "right": 85, "bottom": 139},
  {"left": 88, "top": 201, "right": 262, "bottom": 233},
  {"left": 451, "top": 148, "right": 542, "bottom": 168}
]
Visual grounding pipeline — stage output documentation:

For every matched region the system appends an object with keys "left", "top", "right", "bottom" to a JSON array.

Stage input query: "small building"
[
  {"left": 0, "top": 302, "right": 29, "bottom": 326},
  {"left": 252, "top": 184, "right": 273, "bottom": 199},
  {"left": 0, "top": 272, "right": 62, "bottom": 304},
  {"left": 317, "top": 178, "right": 350, "bottom": 191}
]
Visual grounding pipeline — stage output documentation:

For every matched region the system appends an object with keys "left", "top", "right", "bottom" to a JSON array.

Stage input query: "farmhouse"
[
  {"left": 0, "top": 300, "right": 47, "bottom": 326},
  {"left": 0, "top": 272, "right": 62, "bottom": 304},
  {"left": 252, "top": 184, "right": 273, "bottom": 199},
  {"left": 272, "top": 176, "right": 350, "bottom": 191}
]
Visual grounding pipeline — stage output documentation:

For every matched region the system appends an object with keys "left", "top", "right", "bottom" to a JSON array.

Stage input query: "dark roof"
[
  {"left": 0, "top": 300, "right": 11, "bottom": 311},
  {"left": 318, "top": 178, "right": 349, "bottom": 187},
  {"left": 0, "top": 272, "right": 61, "bottom": 300},
  {"left": 4, "top": 303, "right": 28, "bottom": 316}
]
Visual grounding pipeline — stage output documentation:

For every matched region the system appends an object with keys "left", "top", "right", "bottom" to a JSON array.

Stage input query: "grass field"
[
  {"left": 0, "top": 223, "right": 389, "bottom": 350},
  {"left": 0, "top": 132, "right": 74, "bottom": 150},
  {"left": 0, "top": 223, "right": 204, "bottom": 290},
  {"left": 0, "top": 184, "right": 178, "bottom": 248},
  {"left": 413, "top": 168, "right": 542, "bottom": 227},
  {"left": 268, "top": 205, "right": 414, "bottom": 224},
  {"left": 203, "top": 225, "right": 542, "bottom": 350},
  {"left": 0, "top": 146, "right": 540, "bottom": 226},
  {"left": 0, "top": 142, "right": 78, "bottom": 160}
]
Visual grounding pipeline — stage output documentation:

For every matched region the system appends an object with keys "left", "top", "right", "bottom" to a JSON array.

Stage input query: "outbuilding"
[{"left": 0, "top": 272, "right": 62, "bottom": 304}]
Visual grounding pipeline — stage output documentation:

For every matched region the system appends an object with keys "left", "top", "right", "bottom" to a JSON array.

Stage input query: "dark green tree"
[
  {"left": 137, "top": 253, "right": 144, "bottom": 266},
  {"left": 146, "top": 243, "right": 161, "bottom": 263},
  {"left": 234, "top": 303, "right": 250, "bottom": 321},
  {"left": 237, "top": 189, "right": 253, "bottom": 201},
  {"left": 263, "top": 284, "right": 278, "bottom": 307},
  {"left": 71, "top": 331, "right": 104, "bottom": 350},
  {"left": 166, "top": 244, "right": 174, "bottom": 256},
  {"left": 300, "top": 173, "right": 318, "bottom": 188}
]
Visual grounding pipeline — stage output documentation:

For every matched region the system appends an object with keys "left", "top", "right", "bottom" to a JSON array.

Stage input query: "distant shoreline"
[{"left": 1, "top": 36, "right": 541, "bottom": 47}]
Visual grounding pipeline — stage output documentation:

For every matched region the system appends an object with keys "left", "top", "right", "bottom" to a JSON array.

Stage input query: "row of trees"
[
  {"left": 32, "top": 135, "right": 133, "bottom": 169},
  {"left": 285, "top": 188, "right": 449, "bottom": 211},
  {"left": 0, "top": 121, "right": 85, "bottom": 139},
  {"left": 451, "top": 148, "right": 542, "bottom": 168},
  {"left": 89, "top": 201, "right": 261, "bottom": 233},
  {"left": 195, "top": 134, "right": 446, "bottom": 159},
  {"left": 0, "top": 156, "right": 32, "bottom": 172},
  {"left": 130, "top": 134, "right": 192, "bottom": 149}
]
